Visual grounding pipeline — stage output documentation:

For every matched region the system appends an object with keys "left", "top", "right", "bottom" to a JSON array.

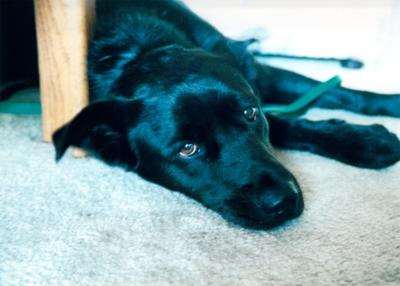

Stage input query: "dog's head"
[{"left": 53, "top": 45, "right": 303, "bottom": 229}]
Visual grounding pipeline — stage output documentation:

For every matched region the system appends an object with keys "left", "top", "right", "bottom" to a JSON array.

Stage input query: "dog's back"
[
  {"left": 89, "top": 0, "right": 249, "bottom": 102},
  {"left": 90, "top": 1, "right": 191, "bottom": 100}
]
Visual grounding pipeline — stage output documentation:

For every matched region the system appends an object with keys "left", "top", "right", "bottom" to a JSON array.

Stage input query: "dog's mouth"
[{"left": 227, "top": 201, "right": 303, "bottom": 230}]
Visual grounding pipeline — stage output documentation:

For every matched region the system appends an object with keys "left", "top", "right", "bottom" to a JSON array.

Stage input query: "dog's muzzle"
[{"left": 227, "top": 172, "right": 304, "bottom": 229}]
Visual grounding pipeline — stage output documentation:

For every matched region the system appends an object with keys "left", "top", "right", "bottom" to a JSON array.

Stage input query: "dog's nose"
[
  {"left": 251, "top": 179, "right": 304, "bottom": 226},
  {"left": 260, "top": 186, "right": 299, "bottom": 217},
  {"left": 261, "top": 190, "right": 289, "bottom": 214},
  {"left": 231, "top": 169, "right": 304, "bottom": 228}
]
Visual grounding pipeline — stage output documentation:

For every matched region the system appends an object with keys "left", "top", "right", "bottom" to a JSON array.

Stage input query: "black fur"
[{"left": 53, "top": 0, "right": 400, "bottom": 230}]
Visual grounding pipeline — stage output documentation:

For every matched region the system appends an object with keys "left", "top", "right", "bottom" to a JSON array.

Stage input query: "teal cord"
[
  {"left": 261, "top": 75, "right": 342, "bottom": 117},
  {"left": 0, "top": 102, "right": 41, "bottom": 115}
]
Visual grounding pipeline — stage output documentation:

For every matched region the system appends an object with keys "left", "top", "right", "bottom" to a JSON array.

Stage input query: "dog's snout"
[
  {"left": 232, "top": 173, "right": 304, "bottom": 229},
  {"left": 259, "top": 184, "right": 302, "bottom": 218},
  {"left": 260, "top": 189, "right": 292, "bottom": 215}
]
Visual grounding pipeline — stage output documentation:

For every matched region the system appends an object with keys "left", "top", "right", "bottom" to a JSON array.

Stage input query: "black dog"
[{"left": 53, "top": 0, "right": 400, "bottom": 229}]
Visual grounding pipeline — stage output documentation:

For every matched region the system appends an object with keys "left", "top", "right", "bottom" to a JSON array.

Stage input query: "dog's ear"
[
  {"left": 52, "top": 99, "right": 142, "bottom": 169},
  {"left": 225, "top": 39, "right": 258, "bottom": 83}
]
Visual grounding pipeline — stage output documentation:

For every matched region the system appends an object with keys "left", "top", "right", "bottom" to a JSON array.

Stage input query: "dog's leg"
[
  {"left": 255, "top": 64, "right": 400, "bottom": 117},
  {"left": 267, "top": 115, "right": 400, "bottom": 169}
]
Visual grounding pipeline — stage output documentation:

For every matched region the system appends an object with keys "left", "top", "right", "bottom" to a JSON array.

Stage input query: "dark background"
[{"left": 1, "top": 0, "right": 38, "bottom": 85}]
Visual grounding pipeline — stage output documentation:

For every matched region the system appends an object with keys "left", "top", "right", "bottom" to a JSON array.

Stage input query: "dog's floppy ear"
[
  {"left": 52, "top": 99, "right": 142, "bottom": 168},
  {"left": 225, "top": 39, "right": 258, "bottom": 83}
]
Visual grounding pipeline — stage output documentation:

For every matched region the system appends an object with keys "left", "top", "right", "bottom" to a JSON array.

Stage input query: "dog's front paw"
[{"left": 340, "top": 124, "right": 400, "bottom": 169}]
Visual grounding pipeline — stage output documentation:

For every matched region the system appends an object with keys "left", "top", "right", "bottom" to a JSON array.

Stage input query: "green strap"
[
  {"left": 0, "top": 102, "right": 42, "bottom": 115},
  {"left": 261, "top": 75, "right": 342, "bottom": 117}
]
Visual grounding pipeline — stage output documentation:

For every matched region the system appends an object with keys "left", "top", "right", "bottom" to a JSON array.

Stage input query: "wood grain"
[{"left": 34, "top": 0, "right": 95, "bottom": 143}]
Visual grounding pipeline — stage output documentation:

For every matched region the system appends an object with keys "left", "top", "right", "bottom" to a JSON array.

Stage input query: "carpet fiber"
[{"left": 1, "top": 108, "right": 399, "bottom": 285}]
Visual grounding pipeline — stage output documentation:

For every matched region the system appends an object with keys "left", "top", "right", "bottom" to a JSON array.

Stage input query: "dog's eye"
[
  {"left": 243, "top": 106, "right": 258, "bottom": 122},
  {"left": 179, "top": 143, "right": 200, "bottom": 158}
]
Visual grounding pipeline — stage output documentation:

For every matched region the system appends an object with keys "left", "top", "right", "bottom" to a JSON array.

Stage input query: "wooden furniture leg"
[{"left": 34, "top": 0, "right": 95, "bottom": 143}]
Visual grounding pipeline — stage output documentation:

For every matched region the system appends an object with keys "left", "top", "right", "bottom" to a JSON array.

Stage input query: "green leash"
[
  {"left": 0, "top": 102, "right": 41, "bottom": 114},
  {"left": 261, "top": 75, "right": 342, "bottom": 117}
]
